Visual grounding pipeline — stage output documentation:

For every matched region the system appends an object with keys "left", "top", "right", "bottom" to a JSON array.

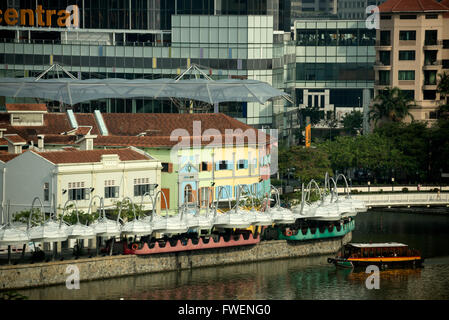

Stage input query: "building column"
[{"left": 363, "top": 88, "right": 371, "bottom": 134}]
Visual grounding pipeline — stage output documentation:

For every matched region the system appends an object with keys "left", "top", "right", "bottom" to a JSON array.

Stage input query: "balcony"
[
  {"left": 374, "top": 60, "right": 392, "bottom": 70},
  {"left": 423, "top": 60, "right": 442, "bottom": 70},
  {"left": 399, "top": 40, "right": 417, "bottom": 46},
  {"left": 375, "top": 40, "right": 392, "bottom": 49},
  {"left": 398, "top": 80, "right": 415, "bottom": 86},
  {"left": 423, "top": 39, "right": 443, "bottom": 49},
  {"left": 375, "top": 80, "right": 391, "bottom": 86}
]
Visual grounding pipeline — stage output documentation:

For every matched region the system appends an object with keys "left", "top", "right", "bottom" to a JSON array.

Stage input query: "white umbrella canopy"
[
  {"left": 269, "top": 186, "right": 296, "bottom": 225},
  {"left": 0, "top": 225, "right": 29, "bottom": 246},
  {"left": 60, "top": 200, "right": 96, "bottom": 240},
  {"left": 88, "top": 197, "right": 122, "bottom": 238},
  {"left": 27, "top": 197, "right": 68, "bottom": 243},
  {"left": 152, "top": 191, "right": 189, "bottom": 234},
  {"left": 235, "top": 185, "right": 273, "bottom": 227},
  {"left": 212, "top": 186, "right": 253, "bottom": 229},
  {"left": 119, "top": 197, "right": 153, "bottom": 237}
]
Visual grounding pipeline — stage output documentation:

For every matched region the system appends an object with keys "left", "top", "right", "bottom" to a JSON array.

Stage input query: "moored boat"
[{"left": 328, "top": 242, "right": 424, "bottom": 269}]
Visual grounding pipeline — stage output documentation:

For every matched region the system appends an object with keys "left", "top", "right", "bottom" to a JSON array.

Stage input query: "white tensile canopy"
[{"left": 0, "top": 77, "right": 293, "bottom": 106}]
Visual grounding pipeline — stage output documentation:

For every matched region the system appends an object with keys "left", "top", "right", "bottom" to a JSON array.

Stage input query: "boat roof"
[{"left": 348, "top": 242, "right": 408, "bottom": 248}]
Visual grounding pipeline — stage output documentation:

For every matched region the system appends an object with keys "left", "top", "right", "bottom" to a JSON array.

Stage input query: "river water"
[{"left": 15, "top": 210, "right": 449, "bottom": 300}]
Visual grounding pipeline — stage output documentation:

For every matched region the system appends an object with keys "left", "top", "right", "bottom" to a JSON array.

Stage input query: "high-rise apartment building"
[{"left": 374, "top": 0, "right": 449, "bottom": 123}]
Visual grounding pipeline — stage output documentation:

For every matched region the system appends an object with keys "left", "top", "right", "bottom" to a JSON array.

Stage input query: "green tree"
[
  {"left": 279, "top": 146, "right": 333, "bottom": 182},
  {"left": 341, "top": 110, "right": 363, "bottom": 135},
  {"left": 437, "top": 72, "right": 449, "bottom": 105},
  {"left": 370, "top": 87, "right": 416, "bottom": 125}
]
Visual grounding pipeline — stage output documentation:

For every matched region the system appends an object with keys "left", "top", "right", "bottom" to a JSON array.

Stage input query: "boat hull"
[{"left": 328, "top": 257, "right": 425, "bottom": 269}]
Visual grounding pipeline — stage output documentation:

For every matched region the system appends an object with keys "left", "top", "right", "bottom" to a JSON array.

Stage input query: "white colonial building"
[{"left": 0, "top": 147, "right": 162, "bottom": 219}]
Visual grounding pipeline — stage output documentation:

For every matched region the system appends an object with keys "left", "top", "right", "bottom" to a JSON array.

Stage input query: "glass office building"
[
  {"left": 290, "top": 20, "right": 375, "bottom": 131},
  {"left": 0, "top": 0, "right": 294, "bottom": 133}
]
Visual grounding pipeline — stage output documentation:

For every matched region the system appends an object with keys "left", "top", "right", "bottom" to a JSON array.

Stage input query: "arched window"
[{"left": 184, "top": 184, "right": 193, "bottom": 203}]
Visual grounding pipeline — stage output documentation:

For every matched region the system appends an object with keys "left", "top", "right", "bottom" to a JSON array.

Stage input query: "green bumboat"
[{"left": 277, "top": 220, "right": 355, "bottom": 241}]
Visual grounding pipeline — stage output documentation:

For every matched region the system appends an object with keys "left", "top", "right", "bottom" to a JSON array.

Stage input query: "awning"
[{"left": 0, "top": 77, "right": 293, "bottom": 106}]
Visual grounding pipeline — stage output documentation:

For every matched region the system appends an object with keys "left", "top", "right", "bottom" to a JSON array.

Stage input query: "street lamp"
[
  {"left": 391, "top": 168, "right": 395, "bottom": 192},
  {"left": 368, "top": 181, "right": 371, "bottom": 193}
]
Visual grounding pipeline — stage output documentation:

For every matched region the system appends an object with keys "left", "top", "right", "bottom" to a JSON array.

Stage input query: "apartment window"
[
  {"left": 423, "top": 90, "right": 437, "bottom": 100},
  {"left": 399, "top": 31, "right": 416, "bottom": 41},
  {"left": 380, "top": 31, "right": 391, "bottom": 45},
  {"left": 399, "top": 51, "right": 415, "bottom": 61},
  {"left": 379, "top": 51, "right": 391, "bottom": 65},
  {"left": 380, "top": 15, "right": 391, "bottom": 20},
  {"left": 134, "top": 178, "right": 155, "bottom": 197},
  {"left": 104, "top": 180, "right": 119, "bottom": 199},
  {"left": 43, "top": 183, "right": 49, "bottom": 202},
  {"left": 424, "top": 71, "right": 437, "bottom": 85},
  {"left": 425, "top": 14, "right": 438, "bottom": 19},
  {"left": 424, "top": 51, "right": 438, "bottom": 65},
  {"left": 402, "top": 90, "right": 415, "bottom": 100},
  {"left": 400, "top": 15, "right": 417, "bottom": 19},
  {"left": 425, "top": 30, "right": 438, "bottom": 45},
  {"left": 443, "top": 60, "right": 449, "bottom": 69},
  {"left": 378, "top": 71, "right": 390, "bottom": 85},
  {"left": 398, "top": 71, "right": 415, "bottom": 81},
  {"left": 68, "top": 182, "right": 89, "bottom": 201},
  {"left": 444, "top": 40, "right": 449, "bottom": 49}
]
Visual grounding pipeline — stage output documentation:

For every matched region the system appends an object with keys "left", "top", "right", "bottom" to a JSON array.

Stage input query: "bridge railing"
[{"left": 350, "top": 193, "right": 449, "bottom": 207}]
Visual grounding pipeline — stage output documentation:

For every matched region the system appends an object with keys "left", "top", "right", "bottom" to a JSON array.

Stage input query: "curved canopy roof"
[{"left": 0, "top": 77, "right": 293, "bottom": 106}]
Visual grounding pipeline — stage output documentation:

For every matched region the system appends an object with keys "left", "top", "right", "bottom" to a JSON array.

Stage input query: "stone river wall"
[{"left": 0, "top": 232, "right": 352, "bottom": 290}]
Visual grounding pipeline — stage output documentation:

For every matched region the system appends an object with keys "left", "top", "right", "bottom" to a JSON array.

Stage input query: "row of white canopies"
[{"left": 0, "top": 174, "right": 367, "bottom": 248}]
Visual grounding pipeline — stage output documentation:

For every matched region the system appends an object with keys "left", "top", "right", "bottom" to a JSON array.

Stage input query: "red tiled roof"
[
  {"left": 101, "top": 113, "right": 258, "bottom": 137},
  {"left": 4, "top": 134, "right": 27, "bottom": 144},
  {"left": 0, "top": 153, "right": 21, "bottom": 163},
  {"left": 73, "top": 126, "right": 93, "bottom": 136},
  {"left": 34, "top": 148, "right": 152, "bottom": 164},
  {"left": 5, "top": 104, "right": 47, "bottom": 112},
  {"left": 379, "top": 0, "right": 449, "bottom": 12}
]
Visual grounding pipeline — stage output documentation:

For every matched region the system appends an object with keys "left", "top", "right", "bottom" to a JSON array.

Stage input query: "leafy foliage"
[
  {"left": 341, "top": 110, "right": 363, "bottom": 135},
  {"left": 370, "top": 87, "right": 416, "bottom": 125},
  {"left": 279, "top": 146, "right": 333, "bottom": 182}
]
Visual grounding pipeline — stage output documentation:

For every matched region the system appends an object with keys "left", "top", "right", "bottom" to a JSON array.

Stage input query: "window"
[
  {"left": 423, "top": 90, "right": 437, "bottom": 100},
  {"left": 237, "top": 160, "right": 248, "bottom": 170},
  {"left": 105, "top": 186, "right": 119, "bottom": 199},
  {"left": 399, "top": 51, "right": 415, "bottom": 61},
  {"left": 398, "top": 71, "right": 415, "bottom": 81},
  {"left": 201, "top": 162, "right": 209, "bottom": 171},
  {"left": 161, "top": 163, "right": 173, "bottom": 173},
  {"left": 381, "top": 15, "right": 391, "bottom": 20},
  {"left": 378, "top": 71, "right": 390, "bottom": 85},
  {"left": 424, "top": 71, "right": 437, "bottom": 85},
  {"left": 184, "top": 184, "right": 193, "bottom": 203},
  {"left": 444, "top": 40, "right": 449, "bottom": 49},
  {"left": 443, "top": 60, "right": 449, "bottom": 69},
  {"left": 400, "top": 15, "right": 417, "bottom": 19},
  {"left": 217, "top": 161, "right": 230, "bottom": 170},
  {"left": 199, "top": 187, "right": 211, "bottom": 208},
  {"left": 425, "top": 30, "right": 438, "bottom": 45},
  {"left": 134, "top": 178, "right": 155, "bottom": 197},
  {"left": 402, "top": 90, "right": 415, "bottom": 100},
  {"left": 104, "top": 180, "right": 119, "bottom": 199},
  {"left": 379, "top": 51, "right": 391, "bottom": 65},
  {"left": 380, "top": 31, "right": 391, "bottom": 45},
  {"left": 399, "top": 31, "right": 416, "bottom": 41},
  {"left": 425, "top": 14, "right": 438, "bottom": 19},
  {"left": 44, "top": 183, "right": 49, "bottom": 202},
  {"left": 68, "top": 182, "right": 89, "bottom": 201}
]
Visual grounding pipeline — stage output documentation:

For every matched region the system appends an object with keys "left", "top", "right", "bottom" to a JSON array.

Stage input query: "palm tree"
[
  {"left": 370, "top": 87, "right": 416, "bottom": 126},
  {"left": 437, "top": 72, "right": 449, "bottom": 105}
]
